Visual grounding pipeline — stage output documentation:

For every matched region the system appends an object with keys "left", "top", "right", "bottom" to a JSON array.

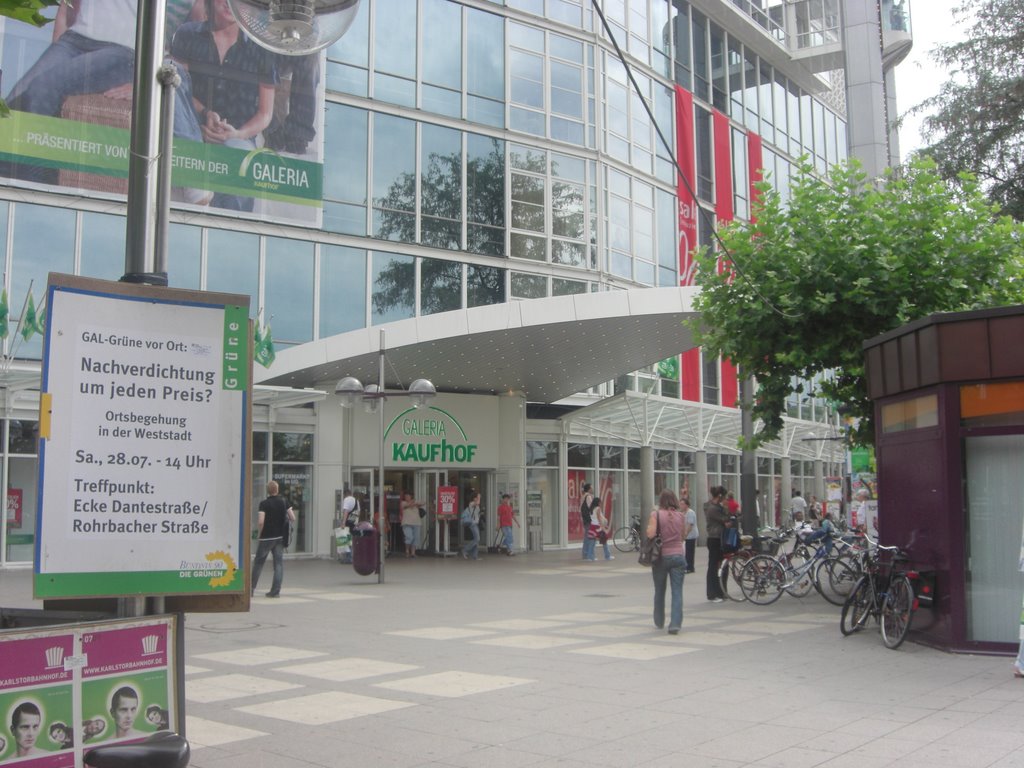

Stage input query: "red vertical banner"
[
  {"left": 674, "top": 86, "right": 697, "bottom": 286},
  {"left": 713, "top": 110, "right": 738, "bottom": 408},
  {"left": 675, "top": 85, "right": 700, "bottom": 402}
]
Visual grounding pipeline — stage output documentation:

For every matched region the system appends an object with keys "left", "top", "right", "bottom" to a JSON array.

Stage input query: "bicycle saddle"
[{"left": 85, "top": 731, "right": 190, "bottom": 768}]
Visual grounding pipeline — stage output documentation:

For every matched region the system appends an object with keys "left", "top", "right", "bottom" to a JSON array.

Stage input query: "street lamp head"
[
  {"left": 408, "top": 378, "right": 437, "bottom": 408},
  {"left": 226, "top": 0, "right": 361, "bottom": 55},
  {"left": 335, "top": 376, "right": 363, "bottom": 408},
  {"left": 362, "top": 383, "right": 381, "bottom": 413}
]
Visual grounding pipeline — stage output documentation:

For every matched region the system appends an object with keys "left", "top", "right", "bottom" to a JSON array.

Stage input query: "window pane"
[
  {"left": 374, "top": 0, "right": 416, "bottom": 79},
  {"left": 421, "top": 123, "right": 462, "bottom": 219},
  {"left": 420, "top": 257, "right": 462, "bottom": 315},
  {"left": 526, "top": 440, "right": 557, "bottom": 466},
  {"left": 320, "top": 245, "right": 367, "bottom": 336},
  {"left": 168, "top": 223, "right": 201, "bottom": 289},
  {"left": 372, "top": 113, "right": 416, "bottom": 212},
  {"left": 11, "top": 203, "right": 74, "bottom": 306},
  {"left": 552, "top": 278, "right": 585, "bottom": 295},
  {"left": 79, "top": 211, "right": 125, "bottom": 281},
  {"left": 324, "top": 104, "right": 368, "bottom": 206},
  {"left": 422, "top": 0, "right": 461, "bottom": 90},
  {"left": 467, "top": 133, "right": 505, "bottom": 248},
  {"left": 511, "top": 272, "right": 546, "bottom": 298},
  {"left": 467, "top": 264, "right": 505, "bottom": 307},
  {"left": 467, "top": 6, "right": 504, "bottom": 100},
  {"left": 567, "top": 442, "right": 594, "bottom": 467},
  {"left": 273, "top": 432, "right": 313, "bottom": 462},
  {"left": 371, "top": 251, "right": 415, "bottom": 323},
  {"left": 206, "top": 229, "right": 259, "bottom": 317},
  {"left": 265, "top": 237, "right": 314, "bottom": 344}
]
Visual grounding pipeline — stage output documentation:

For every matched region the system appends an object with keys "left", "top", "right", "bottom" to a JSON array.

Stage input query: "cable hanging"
[{"left": 590, "top": 0, "right": 797, "bottom": 320}]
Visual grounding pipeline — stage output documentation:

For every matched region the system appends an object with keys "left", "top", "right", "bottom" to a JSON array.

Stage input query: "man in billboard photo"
[
  {"left": 170, "top": 0, "right": 278, "bottom": 211},
  {"left": 110, "top": 686, "right": 143, "bottom": 739},
  {"left": 10, "top": 701, "right": 43, "bottom": 757},
  {"left": 1, "top": 0, "right": 204, "bottom": 186}
]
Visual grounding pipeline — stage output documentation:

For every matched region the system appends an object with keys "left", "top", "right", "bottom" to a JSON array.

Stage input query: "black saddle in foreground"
[{"left": 85, "top": 731, "right": 190, "bottom": 768}]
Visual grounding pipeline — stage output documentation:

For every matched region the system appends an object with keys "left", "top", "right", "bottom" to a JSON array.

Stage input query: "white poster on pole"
[{"left": 34, "top": 275, "right": 250, "bottom": 598}]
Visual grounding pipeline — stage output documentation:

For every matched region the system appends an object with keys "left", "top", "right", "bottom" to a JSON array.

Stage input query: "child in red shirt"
[{"left": 497, "top": 494, "right": 519, "bottom": 555}]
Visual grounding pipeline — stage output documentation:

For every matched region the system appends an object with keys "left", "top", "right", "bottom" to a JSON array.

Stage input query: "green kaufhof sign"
[{"left": 387, "top": 406, "right": 479, "bottom": 464}]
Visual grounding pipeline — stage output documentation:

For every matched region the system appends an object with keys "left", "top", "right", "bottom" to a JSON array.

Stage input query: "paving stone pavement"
[{"left": 2, "top": 548, "right": 1022, "bottom": 768}]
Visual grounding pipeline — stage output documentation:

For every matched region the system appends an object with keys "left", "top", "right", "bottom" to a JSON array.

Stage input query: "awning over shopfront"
[
  {"left": 560, "top": 390, "right": 842, "bottom": 461},
  {"left": 257, "top": 287, "right": 703, "bottom": 403}
]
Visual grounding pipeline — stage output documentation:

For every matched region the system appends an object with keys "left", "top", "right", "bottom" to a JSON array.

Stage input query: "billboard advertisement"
[
  {"left": 0, "top": 616, "right": 181, "bottom": 768},
  {"left": 34, "top": 274, "right": 250, "bottom": 598},
  {"left": 0, "top": 2, "right": 324, "bottom": 226}
]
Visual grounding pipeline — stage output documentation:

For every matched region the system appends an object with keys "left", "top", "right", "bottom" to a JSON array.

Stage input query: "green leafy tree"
[
  {"left": 0, "top": 1, "right": 61, "bottom": 116},
  {"left": 909, "top": 0, "right": 1024, "bottom": 220},
  {"left": 0, "top": 0, "right": 60, "bottom": 26},
  {"left": 694, "top": 157, "right": 1024, "bottom": 447}
]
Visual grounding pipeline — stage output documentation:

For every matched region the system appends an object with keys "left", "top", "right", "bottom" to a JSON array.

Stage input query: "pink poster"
[
  {"left": 567, "top": 470, "right": 587, "bottom": 543},
  {"left": 0, "top": 617, "right": 177, "bottom": 768}
]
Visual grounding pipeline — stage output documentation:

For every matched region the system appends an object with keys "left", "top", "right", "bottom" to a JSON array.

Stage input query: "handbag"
[
  {"left": 638, "top": 511, "right": 662, "bottom": 567},
  {"left": 418, "top": 506, "right": 427, "bottom": 519},
  {"left": 721, "top": 523, "right": 739, "bottom": 553}
]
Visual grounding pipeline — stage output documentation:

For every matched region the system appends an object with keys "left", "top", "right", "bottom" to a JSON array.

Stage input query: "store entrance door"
[{"left": 415, "top": 470, "right": 447, "bottom": 554}]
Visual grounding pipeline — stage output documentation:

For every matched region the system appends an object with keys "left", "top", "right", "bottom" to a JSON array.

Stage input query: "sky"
[{"left": 894, "top": 0, "right": 968, "bottom": 156}]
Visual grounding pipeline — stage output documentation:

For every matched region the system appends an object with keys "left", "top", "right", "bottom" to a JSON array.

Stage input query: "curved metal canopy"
[{"left": 257, "top": 287, "right": 703, "bottom": 404}]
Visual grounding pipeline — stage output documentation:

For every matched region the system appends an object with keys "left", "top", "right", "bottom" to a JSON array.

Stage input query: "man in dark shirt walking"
[{"left": 252, "top": 480, "right": 296, "bottom": 598}]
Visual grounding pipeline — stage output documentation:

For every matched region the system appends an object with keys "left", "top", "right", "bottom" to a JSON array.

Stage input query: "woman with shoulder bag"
[
  {"left": 703, "top": 485, "right": 729, "bottom": 602},
  {"left": 648, "top": 489, "right": 690, "bottom": 634}
]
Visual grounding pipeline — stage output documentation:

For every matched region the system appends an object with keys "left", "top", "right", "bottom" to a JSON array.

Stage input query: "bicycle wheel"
[
  {"left": 881, "top": 575, "right": 914, "bottom": 649},
  {"left": 840, "top": 576, "right": 872, "bottom": 635},
  {"left": 815, "top": 558, "right": 858, "bottom": 606},
  {"left": 613, "top": 527, "right": 637, "bottom": 553},
  {"left": 786, "top": 560, "right": 814, "bottom": 598},
  {"left": 720, "top": 552, "right": 751, "bottom": 602},
  {"left": 738, "top": 555, "right": 785, "bottom": 605}
]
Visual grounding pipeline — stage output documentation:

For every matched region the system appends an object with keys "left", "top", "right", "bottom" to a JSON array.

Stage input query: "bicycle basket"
[{"left": 754, "top": 536, "right": 780, "bottom": 555}]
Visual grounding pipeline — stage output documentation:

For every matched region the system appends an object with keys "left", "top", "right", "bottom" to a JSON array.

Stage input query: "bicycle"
[
  {"left": 840, "top": 541, "right": 920, "bottom": 649},
  {"left": 613, "top": 514, "right": 642, "bottom": 553},
  {"left": 85, "top": 731, "right": 189, "bottom": 768},
  {"left": 719, "top": 528, "right": 782, "bottom": 601},
  {"left": 738, "top": 533, "right": 857, "bottom": 606}
]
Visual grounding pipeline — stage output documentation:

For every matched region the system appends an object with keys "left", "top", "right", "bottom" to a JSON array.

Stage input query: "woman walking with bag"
[{"left": 648, "top": 489, "right": 690, "bottom": 634}]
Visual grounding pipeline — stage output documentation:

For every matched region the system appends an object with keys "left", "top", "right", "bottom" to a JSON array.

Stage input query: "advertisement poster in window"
[
  {"left": 34, "top": 275, "right": 250, "bottom": 599},
  {"left": 567, "top": 469, "right": 586, "bottom": 543},
  {"left": 6, "top": 489, "right": 22, "bottom": 529},
  {"left": 0, "top": 2, "right": 324, "bottom": 227}
]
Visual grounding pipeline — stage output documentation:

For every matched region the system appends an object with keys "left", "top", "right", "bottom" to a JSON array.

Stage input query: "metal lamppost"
[{"left": 336, "top": 330, "right": 436, "bottom": 583}]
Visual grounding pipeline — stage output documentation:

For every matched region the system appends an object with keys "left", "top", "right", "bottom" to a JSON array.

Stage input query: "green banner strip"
[
  {"left": 34, "top": 568, "right": 245, "bottom": 598},
  {"left": 222, "top": 304, "right": 249, "bottom": 391},
  {"left": 0, "top": 111, "right": 323, "bottom": 204}
]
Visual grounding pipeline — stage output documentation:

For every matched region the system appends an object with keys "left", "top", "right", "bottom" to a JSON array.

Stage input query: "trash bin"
[{"left": 352, "top": 521, "right": 379, "bottom": 576}]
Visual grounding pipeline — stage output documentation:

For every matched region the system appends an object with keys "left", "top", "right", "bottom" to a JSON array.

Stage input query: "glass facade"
[{"left": 0, "top": 0, "right": 862, "bottom": 563}]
